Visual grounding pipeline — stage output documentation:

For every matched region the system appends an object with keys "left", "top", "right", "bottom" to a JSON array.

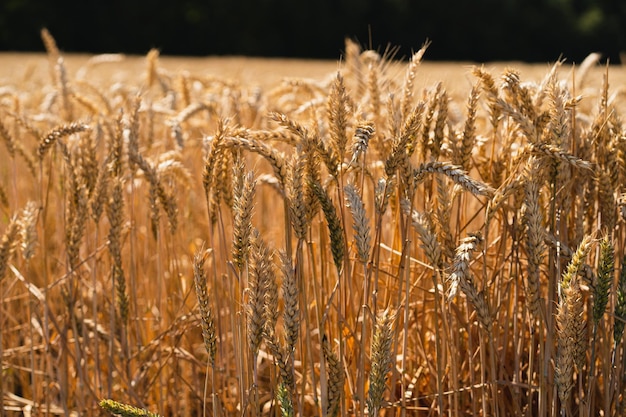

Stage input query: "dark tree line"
[{"left": 1, "top": 0, "right": 624, "bottom": 63}]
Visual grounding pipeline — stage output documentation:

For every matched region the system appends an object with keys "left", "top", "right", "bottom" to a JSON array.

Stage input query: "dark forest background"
[{"left": 1, "top": 0, "right": 625, "bottom": 63}]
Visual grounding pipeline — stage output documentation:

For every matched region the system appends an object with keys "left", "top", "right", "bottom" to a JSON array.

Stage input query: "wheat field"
[{"left": 1, "top": 32, "right": 626, "bottom": 417}]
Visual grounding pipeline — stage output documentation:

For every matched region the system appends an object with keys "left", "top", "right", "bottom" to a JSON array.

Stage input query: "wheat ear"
[
  {"left": 232, "top": 168, "right": 256, "bottom": 272},
  {"left": 344, "top": 184, "right": 371, "bottom": 264},
  {"left": 523, "top": 159, "right": 545, "bottom": 317},
  {"left": 322, "top": 335, "right": 344, "bottom": 417},
  {"left": 555, "top": 235, "right": 593, "bottom": 404},
  {"left": 100, "top": 399, "right": 161, "bottom": 417},
  {"left": 310, "top": 180, "right": 345, "bottom": 275},
  {"left": 448, "top": 233, "right": 492, "bottom": 332},
  {"left": 107, "top": 177, "right": 129, "bottom": 323},
  {"left": 0, "top": 217, "right": 19, "bottom": 283},
  {"left": 614, "top": 256, "right": 626, "bottom": 348},
  {"left": 193, "top": 248, "right": 217, "bottom": 366},
  {"left": 367, "top": 309, "right": 395, "bottom": 417},
  {"left": 37, "top": 122, "right": 91, "bottom": 160},
  {"left": 414, "top": 161, "right": 495, "bottom": 197},
  {"left": 19, "top": 201, "right": 39, "bottom": 262}
]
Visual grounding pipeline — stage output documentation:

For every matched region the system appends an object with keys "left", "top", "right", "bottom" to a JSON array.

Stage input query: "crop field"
[{"left": 1, "top": 32, "right": 626, "bottom": 416}]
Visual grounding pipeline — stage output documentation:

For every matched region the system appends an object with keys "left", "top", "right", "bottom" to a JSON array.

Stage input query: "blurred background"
[{"left": 0, "top": 0, "right": 624, "bottom": 63}]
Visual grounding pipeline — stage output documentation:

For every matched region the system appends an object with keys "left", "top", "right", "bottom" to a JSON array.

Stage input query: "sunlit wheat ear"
[
  {"left": 64, "top": 162, "right": 89, "bottom": 270},
  {"left": 430, "top": 87, "right": 448, "bottom": 161},
  {"left": 146, "top": 49, "right": 160, "bottom": 88},
  {"left": 55, "top": 57, "right": 73, "bottom": 121},
  {"left": 555, "top": 235, "right": 593, "bottom": 403},
  {"left": 434, "top": 175, "right": 455, "bottom": 262},
  {"left": 0, "top": 217, "right": 19, "bottom": 283},
  {"left": 522, "top": 165, "right": 545, "bottom": 317},
  {"left": 279, "top": 251, "right": 299, "bottom": 353},
  {"left": 448, "top": 232, "right": 492, "bottom": 332},
  {"left": 37, "top": 122, "right": 91, "bottom": 160},
  {"left": 592, "top": 236, "right": 614, "bottom": 325},
  {"left": 401, "top": 199, "right": 441, "bottom": 268},
  {"left": 367, "top": 309, "right": 395, "bottom": 417},
  {"left": 77, "top": 126, "right": 99, "bottom": 196},
  {"left": 472, "top": 66, "right": 501, "bottom": 130},
  {"left": 344, "top": 184, "right": 371, "bottom": 264},
  {"left": 375, "top": 177, "right": 394, "bottom": 216},
  {"left": 420, "top": 82, "right": 440, "bottom": 158},
  {"left": 401, "top": 41, "right": 429, "bottom": 121},
  {"left": 384, "top": 103, "right": 425, "bottom": 178},
  {"left": 193, "top": 248, "right": 217, "bottom": 366},
  {"left": 555, "top": 279, "right": 583, "bottom": 404},
  {"left": 364, "top": 51, "right": 381, "bottom": 119},
  {"left": 349, "top": 120, "right": 375, "bottom": 165},
  {"left": 501, "top": 67, "right": 537, "bottom": 121},
  {"left": 223, "top": 135, "right": 288, "bottom": 188},
  {"left": 328, "top": 72, "right": 350, "bottom": 161},
  {"left": 322, "top": 335, "right": 343, "bottom": 417},
  {"left": 287, "top": 149, "right": 308, "bottom": 241},
  {"left": 247, "top": 230, "right": 274, "bottom": 356},
  {"left": 614, "top": 256, "right": 626, "bottom": 347},
  {"left": 414, "top": 161, "right": 495, "bottom": 197},
  {"left": 344, "top": 38, "right": 362, "bottom": 89},
  {"left": 100, "top": 399, "right": 162, "bottom": 417},
  {"left": 232, "top": 168, "right": 256, "bottom": 272},
  {"left": 310, "top": 180, "right": 345, "bottom": 275},
  {"left": 18, "top": 201, "right": 39, "bottom": 262},
  {"left": 40, "top": 28, "right": 59, "bottom": 61},
  {"left": 107, "top": 177, "right": 129, "bottom": 323},
  {"left": 453, "top": 83, "right": 479, "bottom": 170}
]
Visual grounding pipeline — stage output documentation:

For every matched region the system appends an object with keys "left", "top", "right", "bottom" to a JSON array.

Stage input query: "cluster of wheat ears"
[{"left": 1, "top": 30, "right": 625, "bottom": 417}]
